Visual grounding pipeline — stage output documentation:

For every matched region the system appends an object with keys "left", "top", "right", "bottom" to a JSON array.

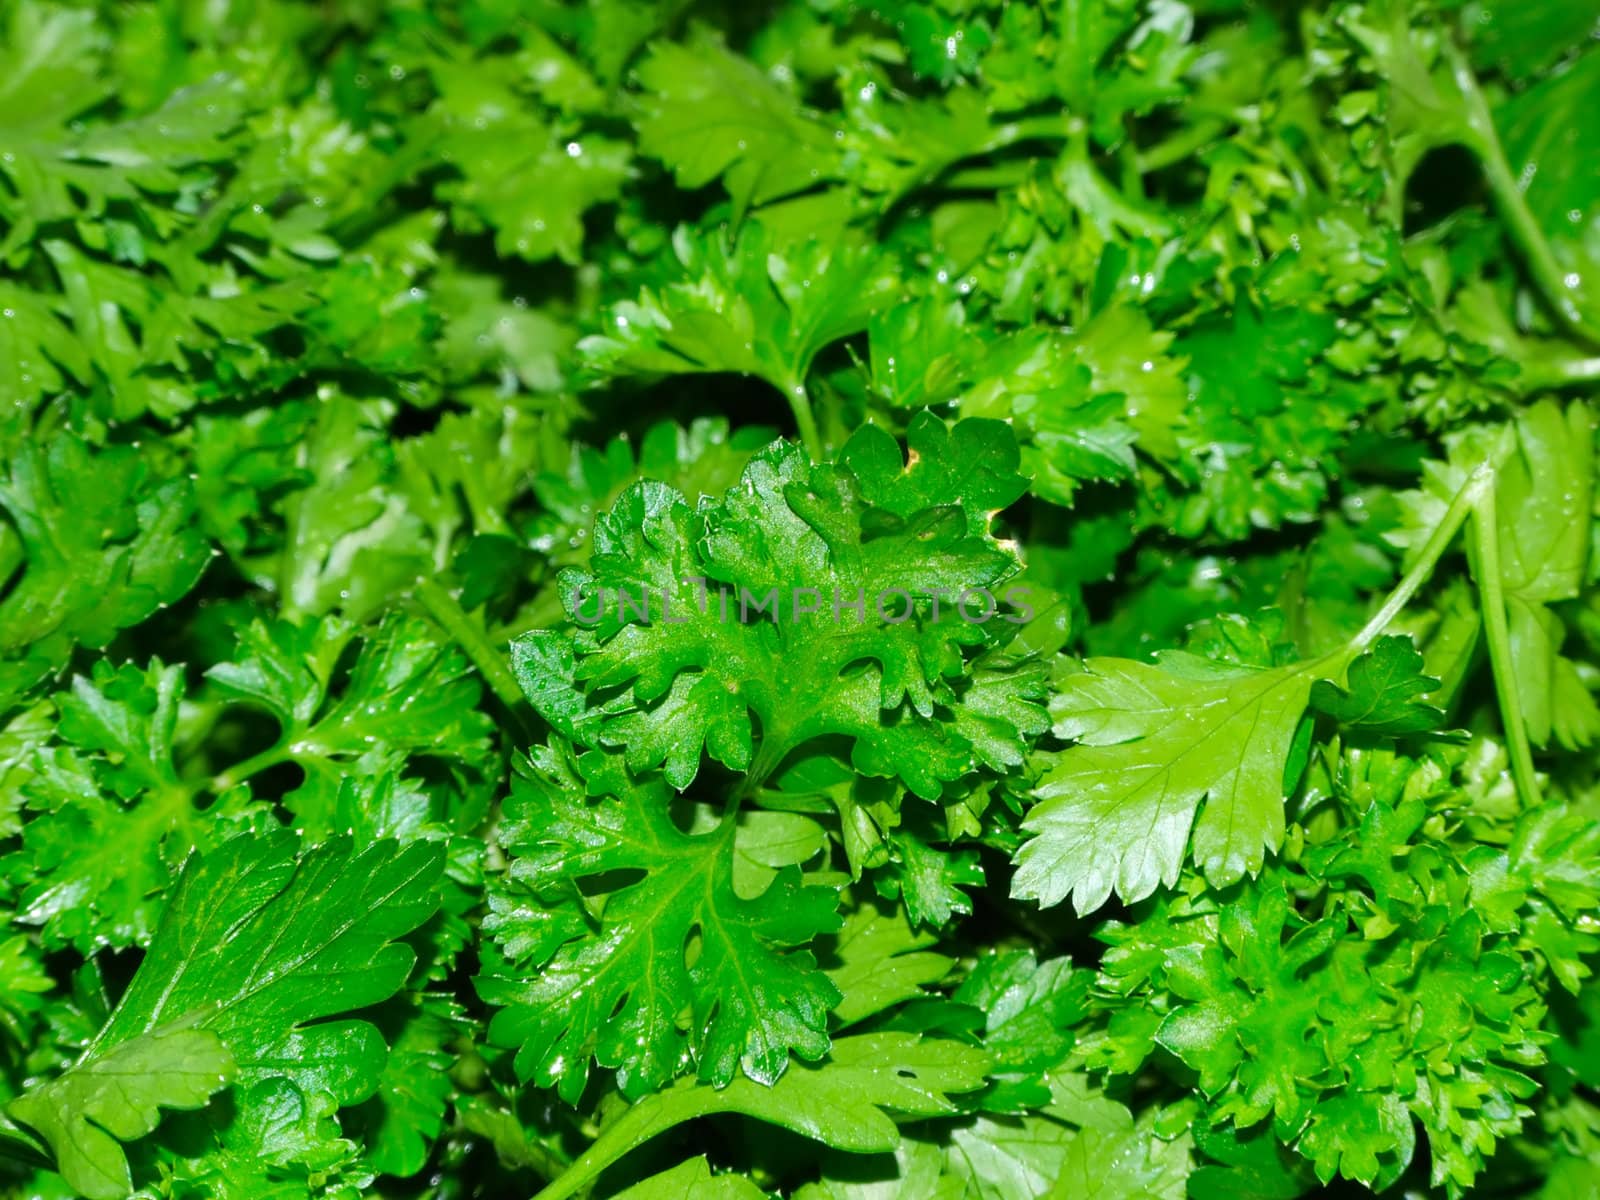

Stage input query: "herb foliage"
[{"left": 1, "top": 0, "right": 1599, "bottom": 1198}]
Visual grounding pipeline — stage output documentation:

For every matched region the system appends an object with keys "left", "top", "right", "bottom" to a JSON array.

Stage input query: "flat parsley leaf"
[
  {"left": 1308, "top": 636, "right": 1446, "bottom": 735},
  {"left": 1014, "top": 650, "right": 1329, "bottom": 912},
  {"left": 580, "top": 220, "right": 897, "bottom": 404},
  {"left": 480, "top": 751, "right": 841, "bottom": 1100},
  {"left": 6, "top": 832, "right": 442, "bottom": 1199},
  {"left": 634, "top": 33, "right": 840, "bottom": 217},
  {"left": 206, "top": 612, "right": 496, "bottom": 819},
  {"left": 0, "top": 436, "right": 209, "bottom": 710},
  {"left": 9, "top": 660, "right": 260, "bottom": 951},
  {"left": 615, "top": 1156, "right": 769, "bottom": 1199}
]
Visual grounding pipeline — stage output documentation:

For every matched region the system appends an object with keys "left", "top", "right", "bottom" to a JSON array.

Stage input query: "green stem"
[
  {"left": 991, "top": 112, "right": 1071, "bottom": 148},
  {"left": 732, "top": 733, "right": 792, "bottom": 804},
  {"left": 1470, "top": 485, "right": 1543, "bottom": 809},
  {"left": 277, "top": 412, "right": 321, "bottom": 619},
  {"left": 531, "top": 1083, "right": 710, "bottom": 1200},
  {"left": 0, "top": 523, "right": 21, "bottom": 593},
  {"left": 1445, "top": 45, "right": 1600, "bottom": 346},
  {"left": 211, "top": 743, "right": 292, "bottom": 794},
  {"left": 1058, "top": 127, "right": 1173, "bottom": 240},
  {"left": 1350, "top": 460, "right": 1495, "bottom": 651},
  {"left": 1136, "top": 118, "right": 1226, "bottom": 174},
  {"left": 880, "top": 111, "right": 1065, "bottom": 210},
  {"left": 1521, "top": 353, "right": 1600, "bottom": 391},
  {"left": 941, "top": 162, "right": 1033, "bottom": 191},
  {"left": 1339, "top": 450, "right": 1538, "bottom": 806},
  {"left": 784, "top": 380, "right": 823, "bottom": 461},
  {"left": 414, "top": 578, "right": 530, "bottom": 723}
]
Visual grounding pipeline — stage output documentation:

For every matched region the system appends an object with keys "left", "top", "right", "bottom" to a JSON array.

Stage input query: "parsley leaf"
[
  {"left": 1015, "top": 649, "right": 1329, "bottom": 911},
  {"left": 1309, "top": 635, "right": 1446, "bottom": 734},
  {"left": 480, "top": 750, "right": 841, "bottom": 1101},
  {"left": 513, "top": 415, "right": 1042, "bottom": 801},
  {"left": 6, "top": 832, "right": 441, "bottom": 1199},
  {"left": 9, "top": 660, "right": 259, "bottom": 951},
  {"left": 634, "top": 34, "right": 840, "bottom": 217},
  {"left": 0, "top": 436, "right": 209, "bottom": 710},
  {"left": 4, "top": 0, "right": 1599, "bottom": 1196}
]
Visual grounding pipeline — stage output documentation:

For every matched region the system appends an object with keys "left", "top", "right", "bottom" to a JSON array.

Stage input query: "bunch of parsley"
[{"left": 2, "top": 0, "right": 1599, "bottom": 1197}]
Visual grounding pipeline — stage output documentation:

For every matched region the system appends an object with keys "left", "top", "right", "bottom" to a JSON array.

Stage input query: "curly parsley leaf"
[
  {"left": 869, "top": 298, "right": 1144, "bottom": 505},
  {"left": 579, "top": 221, "right": 897, "bottom": 448},
  {"left": 358, "top": 996, "right": 464, "bottom": 1179},
  {"left": 3, "top": 0, "right": 1598, "bottom": 1196},
  {"left": 513, "top": 415, "right": 1043, "bottom": 801}
]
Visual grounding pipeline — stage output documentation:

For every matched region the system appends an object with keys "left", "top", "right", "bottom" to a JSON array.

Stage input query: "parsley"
[{"left": 2, "top": 1, "right": 1598, "bottom": 1198}]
